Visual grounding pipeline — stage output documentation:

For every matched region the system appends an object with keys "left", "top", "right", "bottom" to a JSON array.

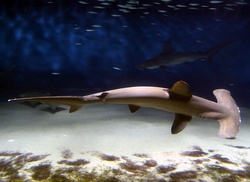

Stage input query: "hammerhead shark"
[
  {"left": 137, "top": 40, "right": 233, "bottom": 69},
  {"left": 8, "top": 81, "right": 241, "bottom": 139}
]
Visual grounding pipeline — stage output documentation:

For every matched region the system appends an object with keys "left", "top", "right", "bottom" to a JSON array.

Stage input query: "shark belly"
[{"left": 83, "top": 90, "right": 226, "bottom": 122}]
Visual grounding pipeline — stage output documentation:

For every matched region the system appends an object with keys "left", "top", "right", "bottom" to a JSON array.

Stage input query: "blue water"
[{"left": 0, "top": 0, "right": 249, "bottom": 107}]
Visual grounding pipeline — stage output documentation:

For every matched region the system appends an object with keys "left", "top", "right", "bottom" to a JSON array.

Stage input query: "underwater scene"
[{"left": 0, "top": 0, "right": 250, "bottom": 181}]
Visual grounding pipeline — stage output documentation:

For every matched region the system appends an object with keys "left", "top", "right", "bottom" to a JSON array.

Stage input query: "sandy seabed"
[{"left": 0, "top": 102, "right": 249, "bottom": 181}]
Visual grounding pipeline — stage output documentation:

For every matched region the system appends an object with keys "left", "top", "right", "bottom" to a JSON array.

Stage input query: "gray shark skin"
[
  {"left": 137, "top": 40, "right": 233, "bottom": 69},
  {"left": 8, "top": 81, "right": 241, "bottom": 139}
]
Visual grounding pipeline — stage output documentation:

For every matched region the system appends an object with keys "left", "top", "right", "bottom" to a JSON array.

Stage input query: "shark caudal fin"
[
  {"left": 207, "top": 40, "right": 233, "bottom": 62},
  {"left": 213, "top": 89, "right": 241, "bottom": 139},
  {"left": 8, "top": 96, "right": 84, "bottom": 113}
]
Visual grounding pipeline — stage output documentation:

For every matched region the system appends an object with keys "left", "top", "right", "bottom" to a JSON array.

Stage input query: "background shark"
[{"left": 137, "top": 40, "right": 233, "bottom": 70}]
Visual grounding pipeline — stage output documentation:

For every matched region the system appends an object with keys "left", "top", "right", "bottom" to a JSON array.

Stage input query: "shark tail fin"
[
  {"left": 207, "top": 40, "right": 233, "bottom": 62},
  {"left": 213, "top": 89, "right": 241, "bottom": 139},
  {"left": 8, "top": 96, "right": 84, "bottom": 113}
]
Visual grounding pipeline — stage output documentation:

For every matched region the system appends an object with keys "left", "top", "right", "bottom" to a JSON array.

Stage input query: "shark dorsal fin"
[
  {"left": 162, "top": 40, "right": 173, "bottom": 54},
  {"left": 168, "top": 81, "right": 192, "bottom": 100},
  {"left": 171, "top": 113, "right": 192, "bottom": 134},
  {"left": 128, "top": 104, "right": 141, "bottom": 113},
  {"left": 96, "top": 92, "right": 109, "bottom": 99}
]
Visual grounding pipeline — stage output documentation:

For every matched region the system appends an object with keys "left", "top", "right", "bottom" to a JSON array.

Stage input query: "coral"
[
  {"left": 57, "top": 159, "right": 90, "bottom": 166},
  {"left": 181, "top": 150, "right": 208, "bottom": 157},
  {"left": 119, "top": 160, "right": 147, "bottom": 174},
  {"left": 61, "top": 149, "right": 73, "bottom": 159},
  {"left": 50, "top": 174, "right": 71, "bottom": 182},
  {"left": 235, "top": 163, "right": 250, "bottom": 180},
  {"left": 208, "top": 149, "right": 215, "bottom": 153},
  {"left": 204, "top": 164, "right": 250, "bottom": 181},
  {"left": 181, "top": 146, "right": 209, "bottom": 157},
  {"left": 0, "top": 151, "right": 22, "bottom": 157},
  {"left": 206, "top": 164, "right": 235, "bottom": 177},
  {"left": 25, "top": 154, "right": 50, "bottom": 162},
  {"left": 193, "top": 158, "right": 210, "bottom": 164},
  {"left": 221, "top": 175, "right": 242, "bottom": 182},
  {"left": 0, "top": 158, "right": 24, "bottom": 180},
  {"left": 55, "top": 167, "right": 80, "bottom": 174},
  {"left": 54, "top": 167, "right": 120, "bottom": 182},
  {"left": 121, "top": 156, "right": 129, "bottom": 161},
  {"left": 0, "top": 150, "right": 249, "bottom": 181},
  {"left": 170, "top": 171, "right": 198, "bottom": 180},
  {"left": 144, "top": 159, "right": 158, "bottom": 167},
  {"left": 13, "top": 153, "right": 32, "bottom": 166},
  {"left": 100, "top": 154, "right": 120, "bottom": 161},
  {"left": 31, "top": 164, "right": 51, "bottom": 180},
  {"left": 133, "top": 153, "right": 150, "bottom": 158},
  {"left": 0, "top": 152, "right": 50, "bottom": 181},
  {"left": 89, "top": 151, "right": 120, "bottom": 162},
  {"left": 210, "top": 154, "right": 235, "bottom": 164},
  {"left": 190, "top": 145, "right": 203, "bottom": 151},
  {"left": 225, "top": 144, "right": 250, "bottom": 149},
  {"left": 112, "top": 168, "right": 124, "bottom": 175},
  {"left": 157, "top": 165, "right": 176, "bottom": 173}
]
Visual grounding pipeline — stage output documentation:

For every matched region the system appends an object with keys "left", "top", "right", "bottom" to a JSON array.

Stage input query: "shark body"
[
  {"left": 8, "top": 81, "right": 241, "bottom": 139},
  {"left": 138, "top": 40, "right": 233, "bottom": 69}
]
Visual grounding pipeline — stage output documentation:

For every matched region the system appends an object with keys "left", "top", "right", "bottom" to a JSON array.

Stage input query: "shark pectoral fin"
[
  {"left": 69, "top": 105, "right": 83, "bottom": 113},
  {"left": 168, "top": 81, "right": 192, "bottom": 100},
  {"left": 171, "top": 113, "right": 192, "bottom": 134},
  {"left": 128, "top": 104, "right": 141, "bottom": 113}
]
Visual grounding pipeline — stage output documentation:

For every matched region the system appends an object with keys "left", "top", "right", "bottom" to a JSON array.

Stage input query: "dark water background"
[{"left": 0, "top": 0, "right": 249, "bottom": 107}]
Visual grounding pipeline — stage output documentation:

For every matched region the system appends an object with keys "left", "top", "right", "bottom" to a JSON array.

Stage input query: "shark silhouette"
[
  {"left": 8, "top": 81, "right": 241, "bottom": 139},
  {"left": 137, "top": 40, "right": 233, "bottom": 69}
]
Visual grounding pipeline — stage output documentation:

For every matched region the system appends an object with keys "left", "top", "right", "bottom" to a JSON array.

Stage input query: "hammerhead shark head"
[
  {"left": 137, "top": 40, "right": 233, "bottom": 69},
  {"left": 8, "top": 81, "right": 241, "bottom": 139}
]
